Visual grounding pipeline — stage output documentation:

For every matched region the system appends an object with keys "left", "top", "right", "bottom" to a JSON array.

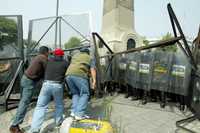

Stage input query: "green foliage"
[
  {"left": 0, "top": 17, "right": 17, "bottom": 46},
  {"left": 23, "top": 39, "right": 37, "bottom": 49},
  {"left": 162, "top": 32, "right": 172, "bottom": 40},
  {"left": 141, "top": 36, "right": 150, "bottom": 46},
  {"left": 158, "top": 32, "right": 177, "bottom": 52},
  {"left": 102, "top": 96, "right": 124, "bottom": 133},
  {"left": 143, "top": 39, "right": 150, "bottom": 46},
  {"left": 64, "top": 36, "right": 81, "bottom": 49}
]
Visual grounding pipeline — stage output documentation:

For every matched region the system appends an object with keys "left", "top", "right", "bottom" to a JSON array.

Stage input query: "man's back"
[
  {"left": 45, "top": 57, "right": 69, "bottom": 82},
  {"left": 25, "top": 54, "right": 48, "bottom": 80},
  {"left": 66, "top": 52, "right": 91, "bottom": 79}
]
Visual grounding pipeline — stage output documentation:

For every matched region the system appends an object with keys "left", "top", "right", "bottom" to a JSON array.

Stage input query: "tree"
[
  {"left": 158, "top": 32, "right": 177, "bottom": 52},
  {"left": 141, "top": 36, "right": 150, "bottom": 46},
  {"left": 0, "top": 17, "right": 17, "bottom": 50},
  {"left": 23, "top": 39, "right": 38, "bottom": 49},
  {"left": 64, "top": 37, "right": 81, "bottom": 49},
  {"left": 143, "top": 39, "right": 150, "bottom": 46}
]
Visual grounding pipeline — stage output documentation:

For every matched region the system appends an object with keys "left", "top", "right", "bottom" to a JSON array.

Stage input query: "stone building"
[{"left": 98, "top": 0, "right": 143, "bottom": 56}]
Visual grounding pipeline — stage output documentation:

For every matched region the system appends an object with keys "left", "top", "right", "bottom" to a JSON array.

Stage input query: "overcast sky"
[{"left": 0, "top": 0, "right": 199, "bottom": 39}]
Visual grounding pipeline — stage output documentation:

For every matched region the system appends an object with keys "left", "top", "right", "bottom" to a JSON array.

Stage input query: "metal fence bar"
[
  {"left": 92, "top": 32, "right": 114, "bottom": 54},
  {"left": 61, "top": 17, "right": 89, "bottom": 42},
  {"left": 2, "top": 60, "right": 24, "bottom": 110},
  {"left": 0, "top": 57, "right": 21, "bottom": 61},
  {"left": 29, "top": 17, "right": 58, "bottom": 53},
  {"left": 167, "top": 3, "right": 197, "bottom": 70},
  {"left": 59, "top": 17, "right": 62, "bottom": 48},
  {"left": 100, "top": 37, "right": 181, "bottom": 58},
  {"left": 63, "top": 45, "right": 90, "bottom": 52},
  {"left": 4, "top": 60, "right": 23, "bottom": 100},
  {"left": 176, "top": 115, "right": 197, "bottom": 133}
]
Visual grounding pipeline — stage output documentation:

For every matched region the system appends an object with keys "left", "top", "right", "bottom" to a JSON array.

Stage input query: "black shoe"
[
  {"left": 141, "top": 99, "right": 147, "bottom": 105},
  {"left": 150, "top": 98, "right": 157, "bottom": 102},
  {"left": 9, "top": 125, "right": 24, "bottom": 133},
  {"left": 124, "top": 93, "right": 130, "bottom": 98},
  {"left": 180, "top": 105, "right": 185, "bottom": 111},
  {"left": 160, "top": 102, "right": 165, "bottom": 108},
  {"left": 131, "top": 96, "right": 138, "bottom": 101}
]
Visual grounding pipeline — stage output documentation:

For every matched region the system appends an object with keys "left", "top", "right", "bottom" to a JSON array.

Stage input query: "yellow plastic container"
[{"left": 69, "top": 119, "right": 114, "bottom": 133}]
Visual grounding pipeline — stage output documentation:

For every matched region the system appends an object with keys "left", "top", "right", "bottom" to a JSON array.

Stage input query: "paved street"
[{"left": 0, "top": 94, "right": 200, "bottom": 133}]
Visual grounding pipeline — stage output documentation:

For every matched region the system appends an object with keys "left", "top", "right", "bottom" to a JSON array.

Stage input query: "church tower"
[{"left": 99, "top": 0, "right": 143, "bottom": 55}]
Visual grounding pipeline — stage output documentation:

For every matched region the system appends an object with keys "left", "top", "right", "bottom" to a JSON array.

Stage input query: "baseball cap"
[{"left": 53, "top": 48, "right": 64, "bottom": 56}]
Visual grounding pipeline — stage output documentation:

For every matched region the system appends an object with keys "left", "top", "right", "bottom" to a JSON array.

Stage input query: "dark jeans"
[{"left": 12, "top": 75, "right": 36, "bottom": 126}]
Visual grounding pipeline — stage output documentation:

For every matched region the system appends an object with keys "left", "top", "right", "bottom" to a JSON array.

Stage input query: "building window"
[{"left": 127, "top": 38, "right": 136, "bottom": 50}]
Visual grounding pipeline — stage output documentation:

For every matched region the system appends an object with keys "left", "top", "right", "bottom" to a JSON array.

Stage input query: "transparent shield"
[
  {"left": 138, "top": 51, "right": 154, "bottom": 91},
  {"left": 0, "top": 15, "right": 23, "bottom": 96},
  {"left": 151, "top": 51, "right": 173, "bottom": 92},
  {"left": 169, "top": 52, "right": 192, "bottom": 96},
  {"left": 114, "top": 54, "right": 128, "bottom": 84},
  {"left": 126, "top": 52, "right": 140, "bottom": 89}
]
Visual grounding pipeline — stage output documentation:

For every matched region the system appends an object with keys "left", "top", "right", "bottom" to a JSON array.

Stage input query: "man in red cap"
[{"left": 30, "top": 48, "right": 69, "bottom": 133}]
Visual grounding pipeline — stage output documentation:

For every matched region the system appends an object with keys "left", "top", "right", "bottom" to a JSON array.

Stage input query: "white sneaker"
[
  {"left": 74, "top": 115, "right": 84, "bottom": 120},
  {"left": 74, "top": 115, "right": 90, "bottom": 121},
  {"left": 70, "top": 112, "right": 75, "bottom": 117},
  {"left": 83, "top": 115, "right": 90, "bottom": 119}
]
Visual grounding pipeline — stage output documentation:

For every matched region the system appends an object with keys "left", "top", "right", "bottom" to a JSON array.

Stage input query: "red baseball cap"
[{"left": 53, "top": 48, "right": 64, "bottom": 56}]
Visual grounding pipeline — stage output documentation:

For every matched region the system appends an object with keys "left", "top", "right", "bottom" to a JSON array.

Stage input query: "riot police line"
[{"left": 99, "top": 49, "right": 191, "bottom": 110}]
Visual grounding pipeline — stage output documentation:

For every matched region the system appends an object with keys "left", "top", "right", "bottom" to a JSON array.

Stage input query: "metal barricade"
[
  {"left": 26, "top": 13, "right": 92, "bottom": 97},
  {"left": 0, "top": 15, "right": 23, "bottom": 95},
  {"left": 0, "top": 15, "right": 23, "bottom": 110}
]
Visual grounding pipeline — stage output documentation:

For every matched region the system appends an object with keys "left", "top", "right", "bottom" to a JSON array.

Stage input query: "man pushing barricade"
[
  {"left": 10, "top": 46, "right": 49, "bottom": 133},
  {"left": 60, "top": 47, "right": 113, "bottom": 133},
  {"left": 65, "top": 47, "right": 96, "bottom": 120},
  {"left": 29, "top": 48, "right": 69, "bottom": 133}
]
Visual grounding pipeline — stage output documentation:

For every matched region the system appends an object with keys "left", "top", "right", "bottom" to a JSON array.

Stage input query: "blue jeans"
[
  {"left": 12, "top": 75, "right": 36, "bottom": 126},
  {"left": 30, "top": 81, "right": 64, "bottom": 132},
  {"left": 65, "top": 75, "right": 90, "bottom": 117}
]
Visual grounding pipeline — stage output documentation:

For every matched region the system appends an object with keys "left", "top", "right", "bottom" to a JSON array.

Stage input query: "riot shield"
[
  {"left": 99, "top": 56, "right": 113, "bottom": 83},
  {"left": 169, "top": 52, "right": 192, "bottom": 96},
  {"left": 114, "top": 54, "right": 128, "bottom": 85},
  {"left": 125, "top": 52, "right": 140, "bottom": 89},
  {"left": 151, "top": 50, "right": 173, "bottom": 92},
  {"left": 138, "top": 51, "right": 154, "bottom": 91}
]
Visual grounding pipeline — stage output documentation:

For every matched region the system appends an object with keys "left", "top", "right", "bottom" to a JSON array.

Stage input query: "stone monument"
[{"left": 98, "top": 0, "right": 143, "bottom": 55}]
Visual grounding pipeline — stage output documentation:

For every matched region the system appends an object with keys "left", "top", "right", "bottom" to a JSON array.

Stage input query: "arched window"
[{"left": 127, "top": 38, "right": 136, "bottom": 50}]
